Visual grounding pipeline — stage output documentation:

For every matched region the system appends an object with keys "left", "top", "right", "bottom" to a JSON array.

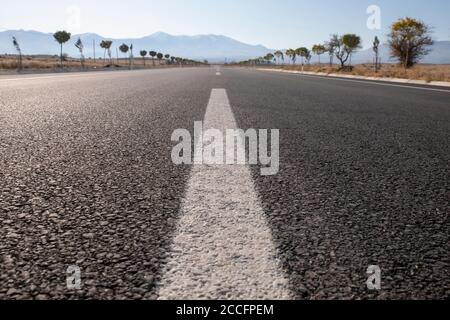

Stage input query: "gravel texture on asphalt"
[
  {"left": 158, "top": 89, "right": 291, "bottom": 300},
  {"left": 222, "top": 68, "right": 449, "bottom": 299},
  {"left": 0, "top": 68, "right": 212, "bottom": 299},
  {"left": 0, "top": 67, "right": 449, "bottom": 300}
]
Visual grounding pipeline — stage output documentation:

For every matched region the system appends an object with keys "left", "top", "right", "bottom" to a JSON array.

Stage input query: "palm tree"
[
  {"left": 164, "top": 54, "right": 170, "bottom": 65},
  {"left": 170, "top": 56, "right": 176, "bottom": 65},
  {"left": 53, "top": 31, "right": 71, "bottom": 68},
  {"left": 140, "top": 50, "right": 148, "bottom": 66},
  {"left": 274, "top": 50, "right": 284, "bottom": 65},
  {"left": 149, "top": 51, "right": 157, "bottom": 66}
]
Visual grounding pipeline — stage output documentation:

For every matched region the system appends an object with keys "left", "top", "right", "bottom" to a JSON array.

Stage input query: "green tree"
[
  {"left": 53, "top": 30, "right": 71, "bottom": 67},
  {"left": 100, "top": 40, "right": 113, "bottom": 65},
  {"left": 330, "top": 34, "right": 362, "bottom": 68},
  {"left": 274, "top": 50, "right": 284, "bottom": 65},
  {"left": 325, "top": 41, "right": 336, "bottom": 66},
  {"left": 285, "top": 49, "right": 296, "bottom": 64},
  {"left": 140, "top": 50, "right": 148, "bottom": 66},
  {"left": 312, "top": 44, "right": 326, "bottom": 65},
  {"left": 119, "top": 44, "right": 129, "bottom": 57},
  {"left": 265, "top": 53, "right": 275, "bottom": 64},
  {"left": 296, "top": 47, "right": 309, "bottom": 65},
  {"left": 388, "top": 17, "right": 433, "bottom": 68},
  {"left": 149, "top": 51, "right": 157, "bottom": 66},
  {"left": 157, "top": 52, "right": 163, "bottom": 65}
]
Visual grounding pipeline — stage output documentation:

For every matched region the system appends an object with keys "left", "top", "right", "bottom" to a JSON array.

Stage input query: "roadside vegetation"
[
  {"left": 1, "top": 30, "right": 207, "bottom": 73},
  {"left": 239, "top": 17, "right": 446, "bottom": 82}
]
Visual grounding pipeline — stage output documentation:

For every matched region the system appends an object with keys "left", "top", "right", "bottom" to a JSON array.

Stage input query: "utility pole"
[{"left": 93, "top": 39, "right": 96, "bottom": 63}]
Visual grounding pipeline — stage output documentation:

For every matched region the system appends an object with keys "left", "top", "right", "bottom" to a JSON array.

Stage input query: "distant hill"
[
  {"left": 2, "top": 30, "right": 449, "bottom": 64},
  {"left": 0, "top": 30, "right": 272, "bottom": 62}
]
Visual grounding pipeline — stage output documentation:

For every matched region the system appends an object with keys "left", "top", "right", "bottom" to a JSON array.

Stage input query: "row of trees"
[
  {"left": 11, "top": 30, "right": 204, "bottom": 70},
  {"left": 244, "top": 33, "right": 362, "bottom": 70},
  {"left": 241, "top": 18, "right": 433, "bottom": 70},
  {"left": 54, "top": 31, "right": 199, "bottom": 68}
]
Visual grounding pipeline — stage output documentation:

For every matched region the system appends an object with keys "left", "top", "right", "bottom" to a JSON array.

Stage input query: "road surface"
[{"left": 0, "top": 67, "right": 449, "bottom": 299}]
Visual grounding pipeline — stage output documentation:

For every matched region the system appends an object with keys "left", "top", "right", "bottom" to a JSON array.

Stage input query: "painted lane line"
[
  {"left": 157, "top": 89, "right": 291, "bottom": 300},
  {"left": 0, "top": 69, "right": 164, "bottom": 83},
  {"left": 216, "top": 72, "right": 222, "bottom": 76},
  {"left": 0, "top": 73, "right": 125, "bottom": 83}
]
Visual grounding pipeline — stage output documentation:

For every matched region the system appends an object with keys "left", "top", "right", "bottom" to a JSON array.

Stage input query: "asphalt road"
[{"left": 0, "top": 67, "right": 448, "bottom": 300}]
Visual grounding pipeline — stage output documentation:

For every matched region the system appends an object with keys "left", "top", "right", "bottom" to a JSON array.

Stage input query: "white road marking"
[
  {"left": 216, "top": 72, "right": 222, "bottom": 76},
  {"left": 260, "top": 69, "right": 450, "bottom": 93},
  {"left": 0, "top": 72, "right": 120, "bottom": 82},
  {"left": 158, "top": 89, "right": 291, "bottom": 300},
  {"left": 0, "top": 69, "right": 162, "bottom": 83}
]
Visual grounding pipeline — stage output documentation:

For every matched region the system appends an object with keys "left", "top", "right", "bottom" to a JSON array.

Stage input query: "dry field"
[
  {"left": 0, "top": 55, "right": 181, "bottom": 73},
  {"left": 269, "top": 64, "right": 450, "bottom": 83}
]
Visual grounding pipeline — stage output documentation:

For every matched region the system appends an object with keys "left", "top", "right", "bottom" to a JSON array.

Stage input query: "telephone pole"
[{"left": 93, "top": 39, "right": 96, "bottom": 63}]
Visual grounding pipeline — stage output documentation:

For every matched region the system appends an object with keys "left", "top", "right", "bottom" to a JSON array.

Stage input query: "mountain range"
[
  {"left": 0, "top": 30, "right": 271, "bottom": 62},
  {"left": 1, "top": 30, "right": 449, "bottom": 64}
]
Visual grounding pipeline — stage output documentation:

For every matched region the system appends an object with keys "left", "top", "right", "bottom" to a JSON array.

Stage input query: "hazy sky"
[{"left": 1, "top": 0, "right": 449, "bottom": 49}]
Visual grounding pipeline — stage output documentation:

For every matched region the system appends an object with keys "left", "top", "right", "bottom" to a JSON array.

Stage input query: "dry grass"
[
  {"left": 272, "top": 64, "right": 450, "bottom": 83},
  {"left": 0, "top": 55, "right": 180, "bottom": 73}
]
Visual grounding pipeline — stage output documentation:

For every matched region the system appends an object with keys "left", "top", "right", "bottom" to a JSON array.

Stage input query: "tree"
[
  {"left": 170, "top": 56, "right": 176, "bottom": 64},
  {"left": 373, "top": 36, "right": 380, "bottom": 72},
  {"left": 140, "top": 50, "right": 147, "bottom": 66},
  {"left": 286, "top": 49, "right": 296, "bottom": 64},
  {"left": 388, "top": 17, "right": 433, "bottom": 69},
  {"left": 164, "top": 54, "right": 170, "bottom": 64},
  {"left": 325, "top": 41, "right": 336, "bottom": 67},
  {"left": 100, "top": 40, "right": 113, "bottom": 65},
  {"left": 75, "top": 37, "right": 85, "bottom": 69},
  {"left": 119, "top": 44, "right": 129, "bottom": 58},
  {"left": 305, "top": 49, "right": 312, "bottom": 64},
  {"left": 129, "top": 44, "right": 134, "bottom": 69},
  {"left": 296, "top": 47, "right": 309, "bottom": 65},
  {"left": 149, "top": 51, "right": 157, "bottom": 66},
  {"left": 12, "top": 36, "right": 22, "bottom": 71},
  {"left": 312, "top": 44, "right": 326, "bottom": 65},
  {"left": 157, "top": 52, "right": 163, "bottom": 65},
  {"left": 274, "top": 50, "right": 284, "bottom": 65},
  {"left": 53, "top": 31, "right": 71, "bottom": 68},
  {"left": 330, "top": 34, "right": 362, "bottom": 68},
  {"left": 265, "top": 53, "right": 275, "bottom": 64}
]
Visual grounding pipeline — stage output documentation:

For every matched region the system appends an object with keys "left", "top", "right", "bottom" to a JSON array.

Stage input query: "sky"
[{"left": 1, "top": 0, "right": 449, "bottom": 49}]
